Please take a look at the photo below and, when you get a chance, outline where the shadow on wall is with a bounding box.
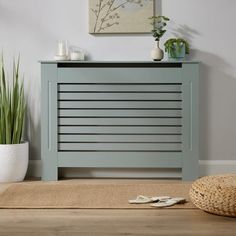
[171,24,200,45]
[26,108,41,161]
[189,50,236,161]
[171,22,236,161]
[24,79,41,162]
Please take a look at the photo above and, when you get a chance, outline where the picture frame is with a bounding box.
[89,0,155,34]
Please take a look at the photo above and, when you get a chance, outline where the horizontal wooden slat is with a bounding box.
[58,143,182,151]
[58,93,182,101]
[58,126,182,134]
[58,68,182,84]
[58,152,182,168]
[58,84,182,92]
[59,118,182,126]
[59,101,182,109]
[58,135,182,143]
[58,110,182,117]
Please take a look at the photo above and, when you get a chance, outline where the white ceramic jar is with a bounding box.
[70,51,85,61]
[0,142,29,182]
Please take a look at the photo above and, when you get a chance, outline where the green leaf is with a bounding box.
[149,15,170,41]
[0,55,26,144]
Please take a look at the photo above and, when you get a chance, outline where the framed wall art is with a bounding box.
[89,0,154,34]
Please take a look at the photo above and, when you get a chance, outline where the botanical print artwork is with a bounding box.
[89,0,154,34]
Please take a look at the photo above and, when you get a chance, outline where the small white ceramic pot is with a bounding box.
[150,41,164,61]
[0,142,29,183]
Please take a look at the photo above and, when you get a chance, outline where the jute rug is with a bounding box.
[0,180,195,209]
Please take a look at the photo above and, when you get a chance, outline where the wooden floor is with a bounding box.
[0,180,235,236]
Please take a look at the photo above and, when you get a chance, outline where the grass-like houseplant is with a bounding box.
[149,15,170,61]
[164,38,190,61]
[0,56,28,182]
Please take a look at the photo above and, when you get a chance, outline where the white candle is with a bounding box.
[57,41,66,56]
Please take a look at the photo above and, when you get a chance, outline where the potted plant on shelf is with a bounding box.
[0,56,28,183]
[164,38,190,61]
[149,15,170,61]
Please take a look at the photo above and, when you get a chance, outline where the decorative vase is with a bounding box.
[0,142,29,183]
[150,41,164,61]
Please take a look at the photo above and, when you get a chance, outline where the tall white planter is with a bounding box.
[0,142,29,183]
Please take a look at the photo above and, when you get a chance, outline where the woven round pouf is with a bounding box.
[189,174,236,217]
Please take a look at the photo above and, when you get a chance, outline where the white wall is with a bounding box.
[0,0,236,161]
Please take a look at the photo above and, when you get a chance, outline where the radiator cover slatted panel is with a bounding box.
[58,83,183,153]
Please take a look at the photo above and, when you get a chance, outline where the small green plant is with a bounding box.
[149,15,170,41]
[0,56,26,144]
[164,38,190,58]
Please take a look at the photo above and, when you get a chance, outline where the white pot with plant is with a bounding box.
[0,57,28,183]
[149,15,170,61]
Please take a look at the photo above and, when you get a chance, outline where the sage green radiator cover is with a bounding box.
[41,61,199,181]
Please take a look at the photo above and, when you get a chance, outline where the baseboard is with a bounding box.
[199,160,236,176]
[27,160,236,179]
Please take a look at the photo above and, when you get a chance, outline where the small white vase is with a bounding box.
[0,142,29,183]
[150,41,164,61]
